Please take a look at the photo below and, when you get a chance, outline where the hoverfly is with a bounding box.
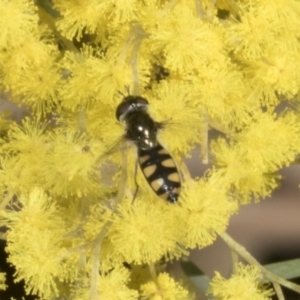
[116,94,181,203]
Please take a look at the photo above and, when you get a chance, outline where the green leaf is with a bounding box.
[180,260,211,294]
[264,258,300,280]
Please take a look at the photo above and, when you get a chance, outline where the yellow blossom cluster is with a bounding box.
[208,263,274,300]
[0,0,299,299]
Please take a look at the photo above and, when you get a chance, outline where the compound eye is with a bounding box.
[116,96,149,120]
[116,101,132,120]
[135,97,149,106]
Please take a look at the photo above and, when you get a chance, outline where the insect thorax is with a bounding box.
[124,110,158,150]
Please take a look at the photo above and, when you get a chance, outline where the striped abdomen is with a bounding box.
[138,143,181,203]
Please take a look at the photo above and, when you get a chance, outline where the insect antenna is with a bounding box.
[125,85,130,95]
[117,90,126,98]
[117,86,131,100]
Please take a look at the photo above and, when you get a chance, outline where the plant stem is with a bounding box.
[149,263,159,286]
[220,232,300,294]
[273,282,285,300]
[129,24,148,96]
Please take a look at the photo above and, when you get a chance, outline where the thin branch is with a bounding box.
[206,0,217,19]
[37,7,79,53]
[89,220,112,300]
[149,263,159,286]
[115,27,135,69]
[273,282,285,300]
[230,249,239,273]
[129,24,149,95]
[195,0,206,19]
[220,232,300,294]
[66,151,128,299]
[208,116,237,139]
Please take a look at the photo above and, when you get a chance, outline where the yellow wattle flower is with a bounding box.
[208,263,274,300]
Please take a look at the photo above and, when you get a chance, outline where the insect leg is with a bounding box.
[132,158,139,204]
